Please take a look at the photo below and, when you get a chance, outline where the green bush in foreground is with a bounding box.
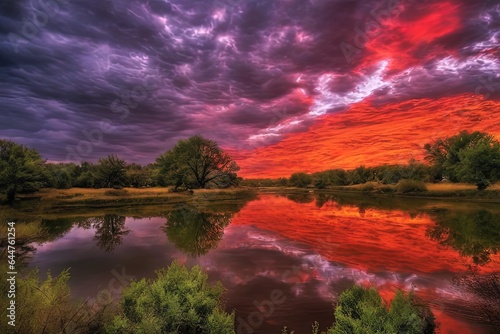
[330,286,435,334]
[1,269,107,334]
[106,261,235,334]
[283,286,435,334]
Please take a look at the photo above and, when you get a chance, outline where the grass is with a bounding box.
[1,187,257,215]
[255,181,500,203]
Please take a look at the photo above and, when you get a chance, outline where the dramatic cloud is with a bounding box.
[0,0,499,174]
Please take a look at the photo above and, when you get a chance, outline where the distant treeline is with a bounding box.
[241,160,432,188]
[243,130,500,191]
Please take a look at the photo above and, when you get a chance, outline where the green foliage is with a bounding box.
[395,180,427,194]
[289,172,313,188]
[126,163,153,188]
[328,286,435,334]
[0,139,45,202]
[0,269,107,334]
[95,154,128,188]
[156,136,239,189]
[106,261,235,334]
[425,131,500,189]
[44,163,77,189]
[455,137,500,190]
[73,162,97,188]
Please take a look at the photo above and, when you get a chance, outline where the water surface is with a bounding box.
[25,193,500,333]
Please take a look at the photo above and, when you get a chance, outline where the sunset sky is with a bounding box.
[1,0,499,178]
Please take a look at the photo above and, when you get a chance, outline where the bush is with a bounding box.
[328,286,435,334]
[360,183,375,192]
[289,172,313,188]
[106,261,235,334]
[396,180,427,194]
[1,269,107,334]
[104,189,129,196]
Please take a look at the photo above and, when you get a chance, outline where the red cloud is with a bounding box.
[234,94,500,178]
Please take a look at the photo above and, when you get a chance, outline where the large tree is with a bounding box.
[424,131,500,189]
[156,136,239,189]
[0,139,45,203]
[95,154,127,188]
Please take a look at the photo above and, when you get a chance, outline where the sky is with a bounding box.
[1,0,499,178]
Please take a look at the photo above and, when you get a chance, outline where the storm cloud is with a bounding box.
[0,0,499,164]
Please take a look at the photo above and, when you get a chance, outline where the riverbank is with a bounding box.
[1,187,257,216]
[3,182,500,214]
[257,182,500,203]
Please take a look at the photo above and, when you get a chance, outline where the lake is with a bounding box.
[23,192,500,333]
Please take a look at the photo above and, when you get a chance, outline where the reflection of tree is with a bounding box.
[163,207,233,257]
[426,210,500,266]
[76,215,129,252]
[285,193,315,204]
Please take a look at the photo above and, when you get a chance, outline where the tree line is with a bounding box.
[243,131,500,191]
[1,131,500,203]
[0,135,240,203]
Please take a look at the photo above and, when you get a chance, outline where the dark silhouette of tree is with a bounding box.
[0,139,45,203]
[163,206,233,256]
[156,136,239,189]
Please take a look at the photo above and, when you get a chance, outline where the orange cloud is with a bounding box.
[234,94,500,178]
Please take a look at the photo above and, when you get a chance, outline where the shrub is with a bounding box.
[104,189,129,196]
[396,180,427,194]
[106,261,235,334]
[289,172,313,188]
[328,286,435,334]
[2,269,107,334]
[360,183,375,192]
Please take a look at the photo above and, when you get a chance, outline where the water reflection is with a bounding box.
[163,206,233,257]
[13,193,500,333]
[427,210,500,267]
[42,215,130,252]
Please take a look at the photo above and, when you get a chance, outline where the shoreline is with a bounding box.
[1,183,500,214]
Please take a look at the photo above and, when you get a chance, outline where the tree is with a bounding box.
[455,137,500,190]
[424,131,500,188]
[156,136,239,189]
[289,172,312,188]
[0,139,45,203]
[94,154,127,188]
[125,163,154,188]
